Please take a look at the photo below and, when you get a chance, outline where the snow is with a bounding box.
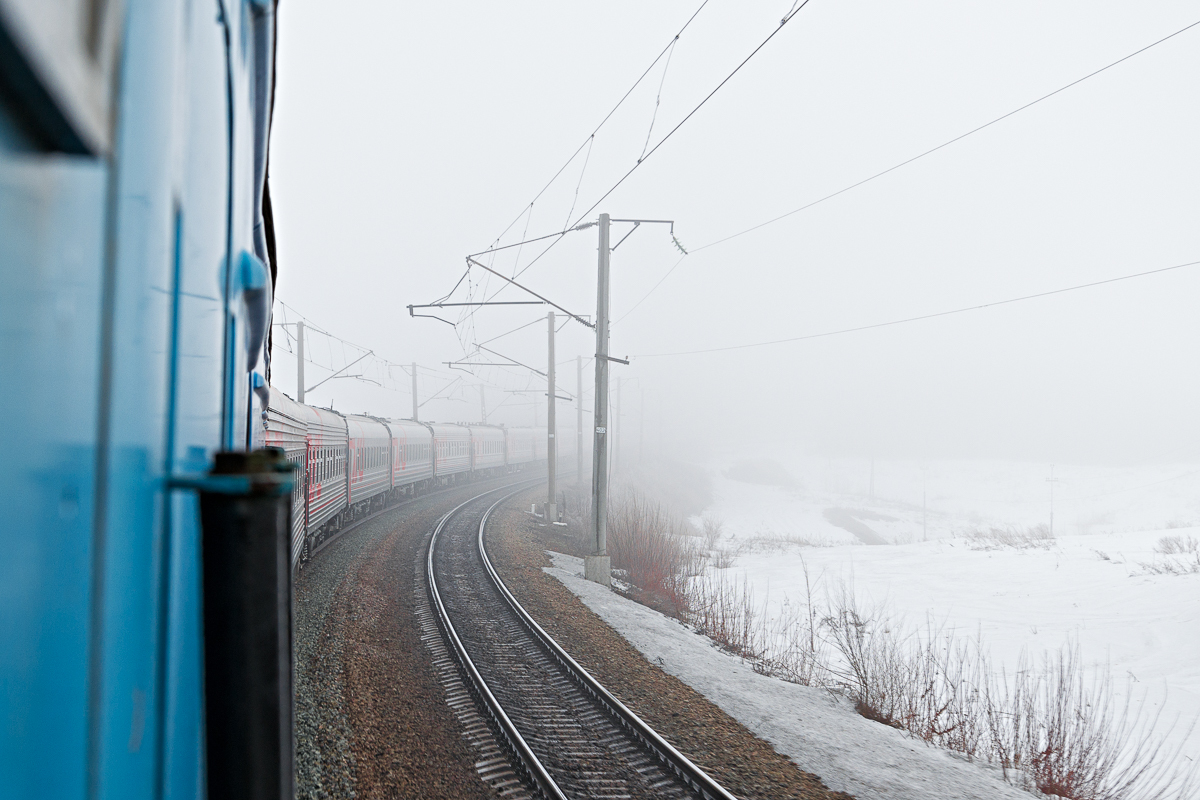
[544,551,1031,800]
[696,458,1200,787]
[539,457,1200,797]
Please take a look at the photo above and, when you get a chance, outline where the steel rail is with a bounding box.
[426,483,567,800]
[475,496,739,800]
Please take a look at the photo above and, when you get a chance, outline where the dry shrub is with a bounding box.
[700,515,724,550]
[605,489,703,617]
[711,547,737,569]
[1156,535,1198,556]
[1138,535,1200,576]
[685,558,828,687]
[820,590,1197,800]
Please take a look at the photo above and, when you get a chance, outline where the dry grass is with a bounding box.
[817,588,1197,800]
[1136,535,1200,575]
[963,524,1056,551]
[1156,535,1198,556]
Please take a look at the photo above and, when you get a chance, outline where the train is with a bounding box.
[1,2,563,797]
[2,1,284,797]
[264,388,549,567]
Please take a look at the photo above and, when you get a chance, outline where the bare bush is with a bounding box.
[605,489,703,617]
[1137,556,1200,576]
[700,515,725,550]
[985,648,1197,800]
[685,558,828,687]
[1156,535,1198,555]
[1137,535,1200,576]
[818,592,1198,800]
[711,547,737,569]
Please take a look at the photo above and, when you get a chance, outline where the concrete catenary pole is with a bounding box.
[576,355,583,487]
[296,320,306,404]
[411,362,418,421]
[479,384,487,424]
[546,312,557,523]
[586,213,612,586]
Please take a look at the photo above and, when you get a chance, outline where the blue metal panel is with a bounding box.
[159,2,233,796]
[0,154,107,800]
[2,0,273,795]
[90,1,180,793]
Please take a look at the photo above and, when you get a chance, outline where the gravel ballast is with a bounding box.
[295,482,516,800]
[486,487,855,800]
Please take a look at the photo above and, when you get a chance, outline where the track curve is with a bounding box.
[428,486,739,800]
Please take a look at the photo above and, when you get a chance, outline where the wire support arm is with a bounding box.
[305,349,374,394]
[466,257,595,330]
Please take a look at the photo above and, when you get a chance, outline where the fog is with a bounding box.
[269,1,1200,465]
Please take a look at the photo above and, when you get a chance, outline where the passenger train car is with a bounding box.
[1,1,281,797]
[264,388,549,566]
[0,2,559,796]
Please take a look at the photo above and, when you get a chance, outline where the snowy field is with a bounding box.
[692,457,1200,789]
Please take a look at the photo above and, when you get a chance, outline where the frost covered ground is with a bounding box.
[546,551,1031,800]
[693,457,1200,789]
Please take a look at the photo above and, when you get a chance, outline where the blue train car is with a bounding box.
[0,1,279,798]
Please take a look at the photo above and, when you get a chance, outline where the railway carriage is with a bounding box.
[345,414,393,516]
[469,425,508,477]
[1,0,283,794]
[430,423,473,483]
[265,388,310,567]
[506,426,536,468]
[387,418,436,491]
[301,405,349,552]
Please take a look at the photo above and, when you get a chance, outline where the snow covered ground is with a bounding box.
[545,551,1031,800]
[692,457,1200,789]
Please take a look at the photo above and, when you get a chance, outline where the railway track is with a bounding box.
[426,485,738,800]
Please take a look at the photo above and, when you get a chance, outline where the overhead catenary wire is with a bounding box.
[273,299,531,405]
[564,0,817,236]
[692,17,1200,255]
[452,0,817,323]
[630,258,1200,358]
[611,16,1200,326]
[478,0,713,256]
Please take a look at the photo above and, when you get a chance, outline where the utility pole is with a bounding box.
[411,362,418,421]
[546,312,557,523]
[584,213,672,585]
[296,320,306,404]
[479,384,487,424]
[587,213,612,586]
[1047,465,1060,536]
[576,355,583,487]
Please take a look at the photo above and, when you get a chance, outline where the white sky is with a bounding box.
[269,1,1200,463]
